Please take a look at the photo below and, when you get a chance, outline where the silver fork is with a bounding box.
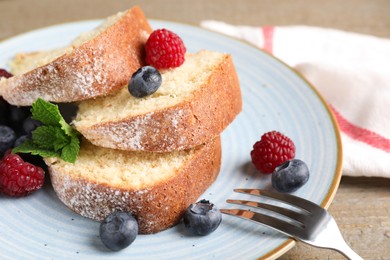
[221,189,363,260]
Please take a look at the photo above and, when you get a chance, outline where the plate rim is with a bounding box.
[0,19,343,260]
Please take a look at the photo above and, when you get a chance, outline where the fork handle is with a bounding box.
[332,240,364,260]
[316,217,364,260]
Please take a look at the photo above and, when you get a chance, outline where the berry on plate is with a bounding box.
[0,126,16,157]
[100,211,138,251]
[0,68,13,79]
[272,159,310,193]
[0,97,10,125]
[250,131,296,174]
[128,66,162,98]
[8,106,31,134]
[183,199,222,236]
[22,117,43,135]
[145,28,186,69]
[0,153,45,197]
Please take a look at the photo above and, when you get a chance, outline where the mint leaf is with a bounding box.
[31,126,67,150]
[13,139,60,158]
[61,136,80,163]
[59,117,77,138]
[13,98,80,163]
[31,98,62,127]
[53,131,71,152]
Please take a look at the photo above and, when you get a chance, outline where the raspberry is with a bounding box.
[0,153,45,197]
[145,29,186,69]
[0,68,13,79]
[250,131,296,174]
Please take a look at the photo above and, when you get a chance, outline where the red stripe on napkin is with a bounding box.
[262,26,274,54]
[331,106,390,153]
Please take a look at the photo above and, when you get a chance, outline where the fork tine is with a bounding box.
[234,189,321,212]
[221,208,303,238]
[226,199,307,223]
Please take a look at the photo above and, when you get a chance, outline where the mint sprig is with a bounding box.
[13,98,80,163]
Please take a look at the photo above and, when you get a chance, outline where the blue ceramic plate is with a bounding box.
[0,20,342,259]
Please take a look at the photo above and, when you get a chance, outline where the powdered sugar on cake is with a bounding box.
[0,7,152,106]
[46,137,222,234]
[1,45,122,106]
[51,171,160,233]
[82,108,192,151]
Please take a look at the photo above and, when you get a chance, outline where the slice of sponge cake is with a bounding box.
[45,137,221,234]
[0,6,152,106]
[73,50,242,152]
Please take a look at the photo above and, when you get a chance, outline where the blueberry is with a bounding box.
[22,117,43,135]
[128,66,162,98]
[272,159,310,193]
[0,97,10,125]
[0,125,16,156]
[183,199,222,236]
[8,106,30,134]
[100,211,138,251]
[14,134,30,147]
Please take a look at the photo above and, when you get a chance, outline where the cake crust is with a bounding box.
[0,6,152,106]
[46,138,221,234]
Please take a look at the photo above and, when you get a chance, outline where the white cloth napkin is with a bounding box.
[201,21,390,178]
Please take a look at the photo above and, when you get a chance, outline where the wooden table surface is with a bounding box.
[1,0,389,259]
